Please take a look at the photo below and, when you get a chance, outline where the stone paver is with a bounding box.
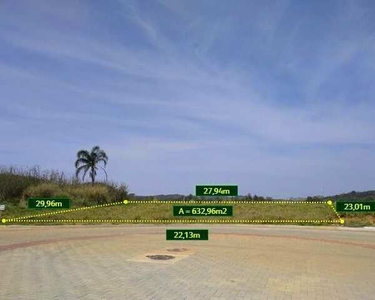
[0,225,374,300]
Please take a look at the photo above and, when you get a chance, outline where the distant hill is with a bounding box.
[323,190,375,202]
[132,194,265,200]
[133,191,375,202]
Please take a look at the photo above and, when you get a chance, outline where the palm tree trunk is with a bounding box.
[91,167,95,185]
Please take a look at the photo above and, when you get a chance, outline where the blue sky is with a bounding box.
[1,0,375,197]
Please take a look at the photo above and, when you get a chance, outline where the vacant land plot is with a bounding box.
[2,201,341,225]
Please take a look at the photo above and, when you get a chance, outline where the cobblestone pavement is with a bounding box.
[1,225,375,300]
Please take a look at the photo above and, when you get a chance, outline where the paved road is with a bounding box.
[1,225,375,300]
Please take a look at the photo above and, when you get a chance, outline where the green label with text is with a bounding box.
[336,201,375,212]
[166,229,208,240]
[173,206,233,216]
[28,198,70,209]
[195,185,238,196]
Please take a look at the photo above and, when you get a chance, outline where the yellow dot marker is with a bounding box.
[340,219,345,224]
[123,200,129,204]
[1,218,6,224]
[327,200,333,206]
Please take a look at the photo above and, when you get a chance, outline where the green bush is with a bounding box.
[65,184,110,205]
[20,183,112,206]
[0,173,42,203]
[22,183,67,198]
[21,183,68,207]
[0,166,77,203]
[85,186,110,205]
[106,182,128,203]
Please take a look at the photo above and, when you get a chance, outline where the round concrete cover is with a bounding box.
[146,255,175,260]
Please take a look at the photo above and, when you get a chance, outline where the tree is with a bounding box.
[75,146,108,185]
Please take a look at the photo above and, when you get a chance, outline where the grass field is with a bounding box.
[2,200,374,226]
[0,200,350,225]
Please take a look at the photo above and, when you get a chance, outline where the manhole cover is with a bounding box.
[167,248,188,252]
[146,255,175,260]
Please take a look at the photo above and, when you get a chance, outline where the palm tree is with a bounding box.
[75,146,108,185]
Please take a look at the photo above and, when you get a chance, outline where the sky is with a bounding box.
[1,0,375,198]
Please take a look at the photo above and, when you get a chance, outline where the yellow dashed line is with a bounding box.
[2,199,340,225]
[7,219,340,224]
[8,201,125,221]
[126,200,327,204]
[327,200,345,224]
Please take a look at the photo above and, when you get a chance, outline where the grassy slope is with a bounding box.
[2,201,346,225]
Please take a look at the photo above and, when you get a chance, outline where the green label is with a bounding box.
[336,201,375,212]
[195,185,238,196]
[166,229,208,240]
[28,198,70,209]
[173,206,233,216]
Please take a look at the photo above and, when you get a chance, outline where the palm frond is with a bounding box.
[92,149,108,166]
[91,146,100,155]
[76,150,90,159]
[99,166,108,181]
[82,167,90,181]
[97,150,108,158]
[96,150,108,165]
[74,157,91,168]
[75,165,89,179]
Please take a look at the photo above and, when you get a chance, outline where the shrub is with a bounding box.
[102,182,129,203]
[0,165,77,203]
[85,186,110,205]
[21,183,112,206]
[22,183,66,199]
[66,184,110,205]
[0,173,43,203]
[21,183,68,207]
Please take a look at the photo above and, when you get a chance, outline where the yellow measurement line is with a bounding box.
[6,201,125,222]
[126,200,327,204]
[327,200,345,224]
[2,200,343,224]
[3,219,341,224]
